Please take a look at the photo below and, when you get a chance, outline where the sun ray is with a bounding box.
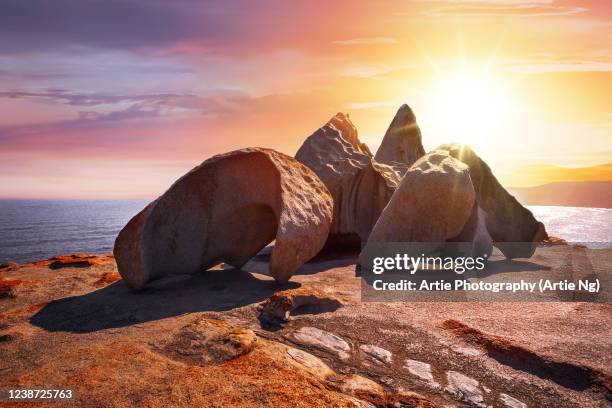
[409,38,443,80]
[483,24,509,75]
[454,17,467,73]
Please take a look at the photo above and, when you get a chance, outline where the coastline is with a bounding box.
[1,245,610,407]
[2,202,611,265]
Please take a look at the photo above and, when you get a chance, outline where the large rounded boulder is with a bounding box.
[114,148,333,289]
[367,150,476,243]
[435,143,547,258]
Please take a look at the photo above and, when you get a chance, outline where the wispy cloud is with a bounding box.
[0,89,256,139]
[0,89,253,112]
[345,99,403,110]
[423,4,587,17]
[332,37,398,46]
[503,61,612,73]
[340,66,395,78]
[426,0,554,4]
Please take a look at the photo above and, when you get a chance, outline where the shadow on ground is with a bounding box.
[248,246,360,276]
[31,268,298,334]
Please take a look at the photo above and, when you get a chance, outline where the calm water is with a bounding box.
[0,200,609,264]
[527,205,612,247]
[0,199,148,264]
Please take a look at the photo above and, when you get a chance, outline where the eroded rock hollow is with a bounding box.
[114,148,333,289]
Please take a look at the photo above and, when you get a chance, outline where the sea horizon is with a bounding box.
[1,199,610,265]
[1,195,610,208]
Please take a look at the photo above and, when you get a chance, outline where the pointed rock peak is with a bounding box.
[393,104,417,123]
[295,113,400,247]
[374,104,425,175]
[327,112,372,157]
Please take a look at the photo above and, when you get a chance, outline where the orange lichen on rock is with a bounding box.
[6,321,375,408]
[389,390,438,407]
[30,253,114,269]
[25,302,48,313]
[0,261,20,271]
[0,277,38,298]
[3,302,48,318]
[161,317,258,366]
[259,288,342,325]
[540,235,568,246]
[327,373,387,406]
[94,271,121,287]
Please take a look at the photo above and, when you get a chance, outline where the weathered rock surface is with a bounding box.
[389,389,437,408]
[0,277,37,299]
[162,317,257,365]
[2,249,610,407]
[259,288,342,325]
[374,104,426,176]
[445,371,485,407]
[367,150,475,243]
[436,143,547,258]
[328,112,372,156]
[450,345,484,358]
[292,326,351,359]
[541,235,568,246]
[285,346,336,380]
[0,261,20,271]
[328,374,387,406]
[30,253,114,269]
[114,148,333,288]
[404,359,434,382]
[442,318,612,397]
[360,344,392,365]
[93,271,121,287]
[296,113,399,246]
[499,393,527,408]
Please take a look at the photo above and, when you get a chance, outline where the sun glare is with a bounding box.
[425,72,508,147]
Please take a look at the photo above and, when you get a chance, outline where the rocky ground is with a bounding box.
[0,247,610,407]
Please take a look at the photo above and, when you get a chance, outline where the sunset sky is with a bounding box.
[1,0,611,198]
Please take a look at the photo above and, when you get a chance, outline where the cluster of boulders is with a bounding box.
[114,104,547,289]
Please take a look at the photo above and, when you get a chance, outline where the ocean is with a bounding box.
[0,200,610,264]
[0,199,148,264]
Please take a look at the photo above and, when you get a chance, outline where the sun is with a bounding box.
[425,72,508,147]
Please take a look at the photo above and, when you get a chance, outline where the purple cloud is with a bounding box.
[0,89,256,142]
[0,0,225,53]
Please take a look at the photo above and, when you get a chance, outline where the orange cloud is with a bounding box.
[502,163,612,187]
[422,4,587,17]
[332,37,398,45]
[1,0,611,198]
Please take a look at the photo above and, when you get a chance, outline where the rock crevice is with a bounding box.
[296,113,399,246]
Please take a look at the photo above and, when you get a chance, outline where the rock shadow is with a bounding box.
[30,268,298,334]
[247,245,359,276]
[443,319,611,395]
